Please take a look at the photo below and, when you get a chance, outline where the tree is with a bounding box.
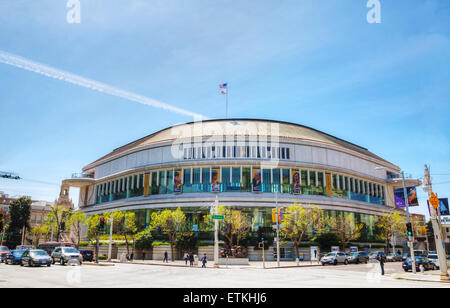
[85,214,103,242]
[67,211,87,248]
[30,224,49,248]
[316,232,341,252]
[150,207,189,261]
[331,213,364,251]
[114,211,138,255]
[135,229,153,251]
[5,197,32,248]
[280,203,330,258]
[46,205,72,242]
[376,212,406,253]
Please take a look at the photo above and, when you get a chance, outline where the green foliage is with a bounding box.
[45,205,73,242]
[316,232,341,252]
[175,232,197,251]
[5,197,32,249]
[135,229,153,250]
[98,254,107,260]
[152,241,170,247]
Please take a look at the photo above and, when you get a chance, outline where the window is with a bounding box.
[310,171,316,186]
[301,170,307,186]
[273,169,280,184]
[282,169,289,184]
[232,168,240,184]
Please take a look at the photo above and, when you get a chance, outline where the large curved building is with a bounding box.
[64,119,419,242]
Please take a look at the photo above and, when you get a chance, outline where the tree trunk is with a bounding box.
[124,233,130,255]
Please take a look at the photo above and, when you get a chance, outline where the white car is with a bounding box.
[51,247,82,265]
[321,252,348,266]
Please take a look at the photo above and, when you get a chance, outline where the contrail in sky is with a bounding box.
[0,50,207,120]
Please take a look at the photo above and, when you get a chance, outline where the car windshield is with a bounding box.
[349,253,358,256]
[63,248,78,253]
[0,247,8,251]
[30,250,48,257]
[428,255,438,259]
[12,250,26,256]
[326,253,336,257]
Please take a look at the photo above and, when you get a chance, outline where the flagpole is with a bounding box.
[226,82,228,118]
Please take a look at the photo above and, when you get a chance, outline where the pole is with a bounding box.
[262,240,265,269]
[424,165,449,280]
[107,212,114,262]
[21,225,25,246]
[275,191,280,268]
[96,231,100,264]
[402,171,416,274]
[226,82,228,118]
[213,196,219,268]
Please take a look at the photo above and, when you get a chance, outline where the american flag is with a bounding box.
[219,83,227,89]
[220,90,227,95]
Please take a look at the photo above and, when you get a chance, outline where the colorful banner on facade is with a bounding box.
[143,173,150,195]
[427,198,449,216]
[325,173,332,197]
[292,169,301,194]
[174,169,182,193]
[394,187,419,208]
[252,168,262,192]
[211,168,220,192]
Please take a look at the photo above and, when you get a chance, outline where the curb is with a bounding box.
[82,262,115,267]
[394,276,450,284]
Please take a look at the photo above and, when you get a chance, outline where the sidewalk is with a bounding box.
[107,259,322,269]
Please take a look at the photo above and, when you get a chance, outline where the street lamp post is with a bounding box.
[275,191,280,268]
[213,196,219,268]
[401,171,416,274]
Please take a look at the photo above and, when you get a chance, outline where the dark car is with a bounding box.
[402,257,434,272]
[347,251,369,264]
[20,249,51,267]
[0,246,10,263]
[79,250,94,262]
[5,249,27,265]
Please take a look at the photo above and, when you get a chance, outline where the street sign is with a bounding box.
[212,215,224,220]
[272,224,284,230]
[0,235,6,238]
[430,193,440,210]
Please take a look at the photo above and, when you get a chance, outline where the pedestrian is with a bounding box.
[377,253,385,276]
[189,252,194,267]
[201,253,207,268]
[184,251,189,265]
[163,251,169,263]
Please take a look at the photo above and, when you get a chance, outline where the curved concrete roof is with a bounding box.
[85,118,396,169]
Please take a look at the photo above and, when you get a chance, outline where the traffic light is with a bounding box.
[99,217,105,230]
[406,222,413,237]
[257,226,264,241]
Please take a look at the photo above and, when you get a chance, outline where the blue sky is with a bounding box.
[0,0,449,218]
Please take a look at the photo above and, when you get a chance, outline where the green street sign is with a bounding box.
[212,215,224,220]
[0,235,6,238]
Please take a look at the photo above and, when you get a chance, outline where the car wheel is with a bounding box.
[60,258,65,266]
[47,263,51,267]
[52,258,55,264]
[333,260,337,266]
[344,259,348,265]
[29,260,33,267]
[404,269,409,272]
[20,261,24,267]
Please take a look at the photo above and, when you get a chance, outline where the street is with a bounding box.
[1,261,448,288]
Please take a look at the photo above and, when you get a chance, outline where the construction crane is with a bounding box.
[0,171,21,180]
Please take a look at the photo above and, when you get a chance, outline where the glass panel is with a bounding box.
[310,171,316,186]
[193,168,201,184]
[183,169,191,185]
[202,168,210,184]
[301,170,307,186]
[282,169,289,184]
[272,169,280,184]
[232,167,240,184]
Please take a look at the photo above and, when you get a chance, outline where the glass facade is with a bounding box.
[95,166,386,206]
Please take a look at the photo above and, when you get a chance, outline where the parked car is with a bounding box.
[347,251,369,264]
[414,250,429,258]
[428,254,439,269]
[386,253,402,262]
[402,257,434,272]
[402,253,409,261]
[79,250,94,262]
[5,249,27,265]
[321,252,348,265]
[20,249,51,267]
[0,246,9,263]
[51,247,82,265]
[369,251,386,261]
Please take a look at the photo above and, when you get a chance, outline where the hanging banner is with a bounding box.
[143,173,150,195]
[325,173,332,197]
[427,198,449,216]
[174,169,182,193]
[252,168,262,192]
[310,246,318,261]
[394,187,419,208]
[211,168,221,192]
[292,169,301,194]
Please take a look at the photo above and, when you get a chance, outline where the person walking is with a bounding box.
[201,253,207,268]
[184,251,189,265]
[189,252,194,267]
[163,251,169,263]
[377,253,385,276]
